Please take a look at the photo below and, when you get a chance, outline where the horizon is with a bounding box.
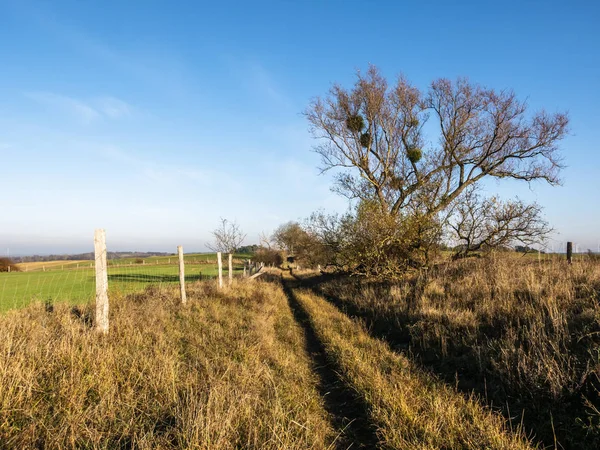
[2,0,599,255]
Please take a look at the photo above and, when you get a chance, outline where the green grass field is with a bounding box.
[0,253,250,312]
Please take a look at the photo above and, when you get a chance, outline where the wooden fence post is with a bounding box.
[94,229,109,334]
[217,252,223,289]
[178,246,187,304]
[567,242,573,264]
[228,253,233,286]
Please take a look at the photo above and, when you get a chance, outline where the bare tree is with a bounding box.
[258,231,273,250]
[0,257,20,272]
[306,65,569,219]
[449,188,551,259]
[305,66,567,273]
[207,218,246,254]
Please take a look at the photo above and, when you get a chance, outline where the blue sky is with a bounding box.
[1,0,599,255]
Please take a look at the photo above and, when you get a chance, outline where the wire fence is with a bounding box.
[0,252,253,313]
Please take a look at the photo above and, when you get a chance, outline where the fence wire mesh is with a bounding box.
[0,253,252,313]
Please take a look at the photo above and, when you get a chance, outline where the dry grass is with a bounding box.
[304,254,600,448]
[287,273,535,449]
[16,260,90,271]
[0,280,335,449]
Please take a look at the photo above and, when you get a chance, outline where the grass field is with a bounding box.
[0,275,537,449]
[2,255,597,448]
[16,260,90,271]
[1,254,249,312]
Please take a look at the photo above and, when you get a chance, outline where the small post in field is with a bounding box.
[94,229,109,334]
[178,246,187,304]
[567,241,573,264]
[228,253,233,286]
[243,264,247,278]
[217,252,223,289]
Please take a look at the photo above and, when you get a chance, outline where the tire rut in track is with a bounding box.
[280,276,381,450]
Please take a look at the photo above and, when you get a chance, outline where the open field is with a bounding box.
[0,274,539,449]
[16,260,90,271]
[14,253,249,272]
[0,254,249,312]
[2,255,598,448]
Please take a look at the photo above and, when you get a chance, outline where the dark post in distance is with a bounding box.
[567,242,573,264]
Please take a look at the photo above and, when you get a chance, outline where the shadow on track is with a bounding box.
[280,275,382,449]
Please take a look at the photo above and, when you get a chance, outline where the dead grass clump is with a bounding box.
[0,280,335,449]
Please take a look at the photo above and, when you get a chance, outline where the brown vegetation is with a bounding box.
[285,274,535,449]
[0,281,335,449]
[0,257,20,272]
[298,255,600,448]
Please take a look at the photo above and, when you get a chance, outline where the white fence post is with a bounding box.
[94,229,109,334]
[217,252,223,289]
[178,246,187,304]
[228,253,233,286]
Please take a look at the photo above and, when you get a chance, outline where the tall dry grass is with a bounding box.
[287,276,535,449]
[305,255,600,449]
[0,280,335,449]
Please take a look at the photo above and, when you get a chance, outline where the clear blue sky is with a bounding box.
[1,0,599,255]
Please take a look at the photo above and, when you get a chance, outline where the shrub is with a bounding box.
[0,257,20,272]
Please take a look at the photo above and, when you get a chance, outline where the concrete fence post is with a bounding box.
[228,253,233,286]
[94,229,109,334]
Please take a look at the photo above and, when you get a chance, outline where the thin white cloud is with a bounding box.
[98,145,240,189]
[248,62,290,106]
[25,92,134,123]
[25,92,101,123]
[223,56,293,109]
[95,97,132,119]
